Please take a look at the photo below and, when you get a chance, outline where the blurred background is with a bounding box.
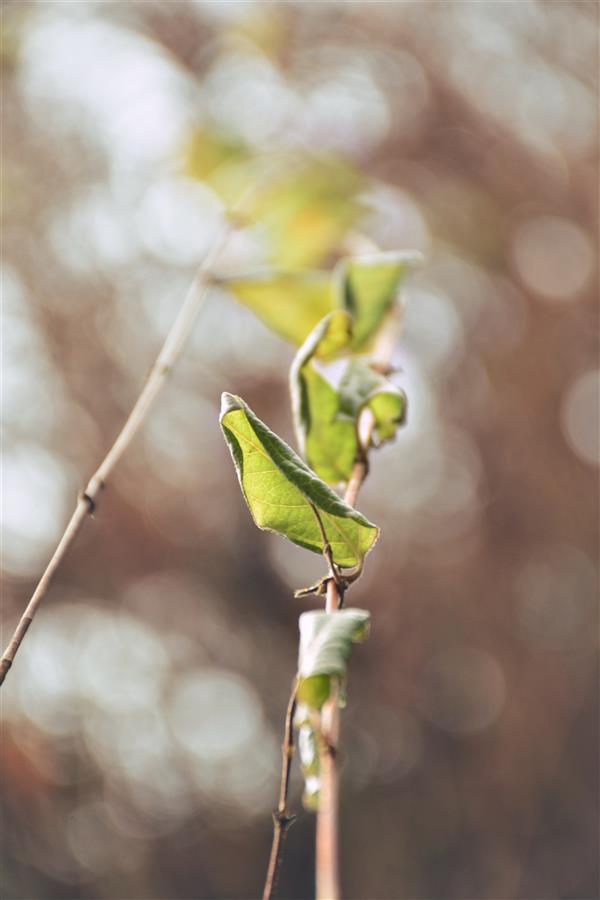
[1,1,598,899]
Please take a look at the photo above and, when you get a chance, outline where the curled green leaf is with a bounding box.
[290,311,356,484]
[338,359,407,444]
[296,608,371,709]
[219,393,379,568]
[291,315,407,484]
[334,250,423,351]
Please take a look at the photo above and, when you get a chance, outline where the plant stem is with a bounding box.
[263,681,298,900]
[264,281,401,900]
[315,448,371,900]
[0,219,234,686]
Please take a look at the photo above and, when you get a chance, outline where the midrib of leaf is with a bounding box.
[319,508,361,560]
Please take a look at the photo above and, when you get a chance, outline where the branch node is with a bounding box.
[80,491,97,514]
[273,809,296,831]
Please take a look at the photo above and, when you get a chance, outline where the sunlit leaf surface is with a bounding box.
[219,393,379,568]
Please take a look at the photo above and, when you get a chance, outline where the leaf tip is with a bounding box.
[219,392,242,422]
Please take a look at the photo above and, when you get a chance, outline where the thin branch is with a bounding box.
[0,218,235,686]
[316,450,371,900]
[263,680,298,900]
[315,308,398,899]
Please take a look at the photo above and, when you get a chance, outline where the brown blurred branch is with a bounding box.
[263,680,298,900]
[0,221,234,686]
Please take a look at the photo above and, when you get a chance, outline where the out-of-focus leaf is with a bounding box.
[338,359,407,444]
[184,128,252,181]
[181,127,260,206]
[334,250,423,350]
[291,315,407,484]
[290,311,356,484]
[222,270,333,346]
[185,138,364,265]
[222,250,421,351]
[251,158,365,268]
[219,394,379,568]
[296,608,370,709]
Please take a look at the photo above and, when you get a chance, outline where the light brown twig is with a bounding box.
[315,444,372,900]
[0,219,234,686]
[315,307,400,899]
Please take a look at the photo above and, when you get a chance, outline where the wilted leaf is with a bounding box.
[219,393,379,568]
[222,270,333,346]
[296,608,371,708]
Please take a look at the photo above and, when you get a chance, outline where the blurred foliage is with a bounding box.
[184,134,364,268]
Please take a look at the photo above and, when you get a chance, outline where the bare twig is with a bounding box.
[0,218,235,686]
[263,680,298,900]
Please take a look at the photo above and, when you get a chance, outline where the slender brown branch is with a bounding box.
[315,309,397,898]
[263,680,298,900]
[315,452,371,900]
[0,219,235,686]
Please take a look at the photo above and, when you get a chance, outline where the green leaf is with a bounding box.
[296,608,371,709]
[181,126,260,207]
[291,316,407,484]
[293,609,370,812]
[222,250,422,351]
[334,250,423,350]
[219,394,379,568]
[222,270,333,346]
[290,311,356,484]
[338,359,407,444]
